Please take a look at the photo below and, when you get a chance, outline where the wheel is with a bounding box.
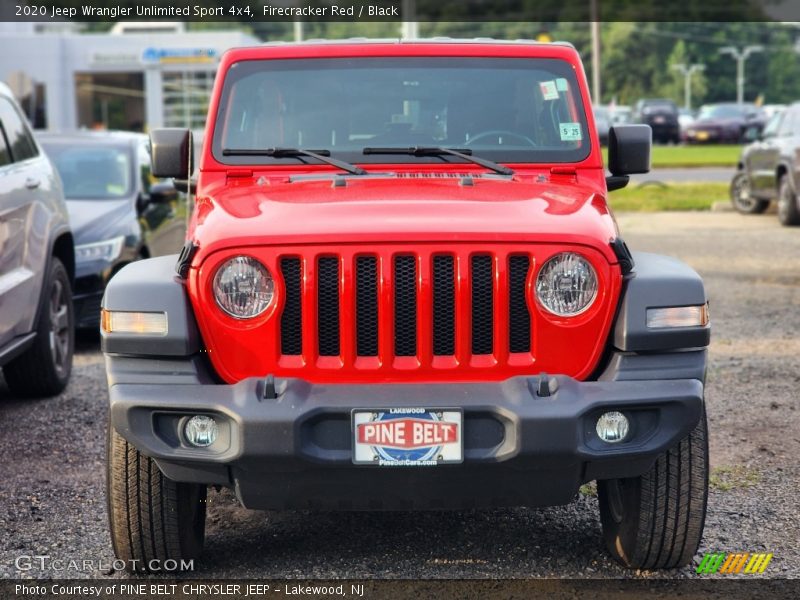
[597,410,708,569]
[777,174,800,226]
[730,172,768,214]
[107,425,206,572]
[3,257,74,397]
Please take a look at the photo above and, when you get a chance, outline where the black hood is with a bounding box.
[66,198,137,247]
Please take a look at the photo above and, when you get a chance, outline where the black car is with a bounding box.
[633,98,681,144]
[37,131,188,328]
[729,103,800,225]
[685,103,766,144]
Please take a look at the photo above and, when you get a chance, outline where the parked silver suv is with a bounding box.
[0,83,74,397]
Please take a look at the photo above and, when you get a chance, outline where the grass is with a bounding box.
[709,465,761,492]
[602,144,741,168]
[608,182,728,212]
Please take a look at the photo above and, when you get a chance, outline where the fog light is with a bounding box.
[596,411,629,443]
[184,415,218,447]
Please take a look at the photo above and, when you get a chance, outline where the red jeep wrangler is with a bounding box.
[101,40,711,571]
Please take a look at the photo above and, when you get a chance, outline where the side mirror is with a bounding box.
[150,128,193,179]
[148,181,179,204]
[606,125,651,192]
[744,126,761,142]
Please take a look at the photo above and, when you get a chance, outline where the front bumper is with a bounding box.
[108,354,705,510]
[73,274,105,329]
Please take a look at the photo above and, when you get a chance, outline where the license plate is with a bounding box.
[697,131,710,140]
[352,408,463,466]
[654,116,666,124]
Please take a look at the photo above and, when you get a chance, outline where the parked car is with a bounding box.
[593,105,611,145]
[729,103,800,225]
[685,103,766,144]
[101,40,710,573]
[633,98,681,143]
[37,131,187,328]
[762,103,786,121]
[0,83,75,397]
[678,107,696,141]
[609,105,632,126]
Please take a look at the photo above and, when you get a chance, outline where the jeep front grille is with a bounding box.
[278,248,533,370]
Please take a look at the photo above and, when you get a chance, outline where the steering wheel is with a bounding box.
[465,130,537,147]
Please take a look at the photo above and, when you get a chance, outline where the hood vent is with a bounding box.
[395,172,484,179]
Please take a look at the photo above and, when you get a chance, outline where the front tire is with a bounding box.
[777,174,800,226]
[3,257,74,397]
[730,172,768,214]
[107,426,206,572]
[597,411,708,569]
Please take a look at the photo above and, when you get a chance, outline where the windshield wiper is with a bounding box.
[222,147,367,176]
[362,146,514,176]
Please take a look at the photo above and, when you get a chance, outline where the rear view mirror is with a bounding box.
[150,128,193,179]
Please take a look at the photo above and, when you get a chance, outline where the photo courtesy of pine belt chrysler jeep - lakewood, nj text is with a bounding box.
[100,40,712,572]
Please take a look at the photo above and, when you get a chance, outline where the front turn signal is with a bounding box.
[646,303,709,329]
[101,310,168,335]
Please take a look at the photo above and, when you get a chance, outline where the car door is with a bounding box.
[747,110,790,198]
[137,141,187,257]
[0,97,49,347]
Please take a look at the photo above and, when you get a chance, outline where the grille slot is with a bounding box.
[394,255,417,357]
[280,257,302,355]
[471,255,494,355]
[355,256,379,356]
[432,255,455,355]
[317,257,340,356]
[508,255,531,353]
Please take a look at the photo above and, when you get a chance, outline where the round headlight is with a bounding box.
[213,256,275,319]
[535,252,598,317]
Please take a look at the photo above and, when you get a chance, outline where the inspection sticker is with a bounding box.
[540,80,559,100]
[559,122,582,141]
[556,77,569,91]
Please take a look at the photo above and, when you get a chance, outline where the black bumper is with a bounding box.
[108,353,705,510]
[74,274,105,329]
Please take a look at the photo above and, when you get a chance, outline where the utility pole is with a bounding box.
[590,0,600,104]
[719,45,764,104]
[401,0,419,39]
[671,63,705,109]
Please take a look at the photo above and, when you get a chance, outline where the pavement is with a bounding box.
[0,211,798,581]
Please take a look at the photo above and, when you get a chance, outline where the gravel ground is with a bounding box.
[1,211,798,581]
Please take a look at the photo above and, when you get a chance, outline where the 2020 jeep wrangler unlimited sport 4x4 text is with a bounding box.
[101,40,710,572]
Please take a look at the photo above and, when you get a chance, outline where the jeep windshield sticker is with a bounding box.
[556,77,569,92]
[540,80,559,101]
[559,123,582,141]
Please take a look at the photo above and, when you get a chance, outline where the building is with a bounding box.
[0,22,259,134]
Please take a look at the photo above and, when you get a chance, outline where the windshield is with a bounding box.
[41,142,133,200]
[698,104,745,120]
[213,57,591,165]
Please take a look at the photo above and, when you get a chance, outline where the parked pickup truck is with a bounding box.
[101,40,711,572]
